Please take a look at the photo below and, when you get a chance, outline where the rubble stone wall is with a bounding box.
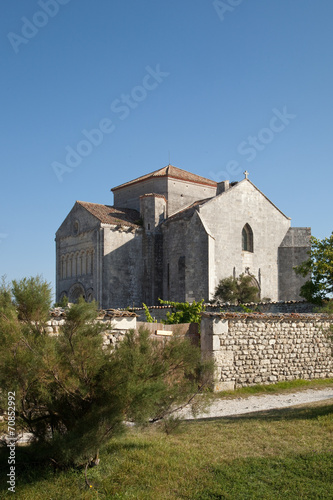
[201,312,333,391]
[45,313,198,348]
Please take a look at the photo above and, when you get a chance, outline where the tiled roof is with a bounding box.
[111,165,217,191]
[77,201,141,228]
[104,309,137,318]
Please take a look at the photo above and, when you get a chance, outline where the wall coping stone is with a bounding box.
[201,312,333,322]
[118,300,312,311]
[49,307,138,320]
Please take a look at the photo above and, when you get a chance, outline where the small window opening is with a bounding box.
[73,220,79,236]
[242,224,253,252]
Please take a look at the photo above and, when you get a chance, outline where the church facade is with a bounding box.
[55,165,310,308]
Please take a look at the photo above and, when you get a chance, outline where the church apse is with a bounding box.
[56,166,311,308]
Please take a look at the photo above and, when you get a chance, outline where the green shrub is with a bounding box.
[158,298,205,325]
[0,278,212,470]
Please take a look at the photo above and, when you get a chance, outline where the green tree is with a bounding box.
[214,274,259,304]
[294,233,333,305]
[0,276,13,313]
[0,277,212,470]
[54,294,69,308]
[12,275,52,324]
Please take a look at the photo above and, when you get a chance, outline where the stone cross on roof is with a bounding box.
[244,170,249,179]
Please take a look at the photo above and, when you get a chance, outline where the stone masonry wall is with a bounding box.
[201,312,333,391]
[45,315,137,348]
[47,308,332,393]
[46,311,197,348]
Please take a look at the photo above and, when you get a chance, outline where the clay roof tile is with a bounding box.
[111,165,217,191]
[77,201,141,228]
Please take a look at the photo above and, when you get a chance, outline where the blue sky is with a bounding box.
[1,0,332,298]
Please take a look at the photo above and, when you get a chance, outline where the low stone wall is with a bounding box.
[45,311,198,348]
[46,309,138,348]
[137,322,199,345]
[201,312,333,391]
[46,307,332,392]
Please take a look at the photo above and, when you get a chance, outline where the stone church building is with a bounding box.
[55,165,310,308]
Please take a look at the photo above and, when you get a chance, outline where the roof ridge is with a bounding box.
[78,200,112,208]
[111,165,217,191]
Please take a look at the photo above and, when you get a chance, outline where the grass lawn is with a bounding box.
[213,377,333,399]
[1,382,332,499]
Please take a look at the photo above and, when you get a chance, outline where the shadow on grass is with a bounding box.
[104,439,152,454]
[0,446,53,495]
[0,439,152,495]
[184,401,333,425]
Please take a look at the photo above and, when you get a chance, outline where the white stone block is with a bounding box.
[212,335,221,351]
[214,381,235,392]
[213,319,228,335]
[155,330,173,336]
[112,317,136,330]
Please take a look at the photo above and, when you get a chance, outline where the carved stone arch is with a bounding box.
[74,251,80,277]
[69,252,75,278]
[66,253,71,278]
[59,290,68,301]
[86,249,94,275]
[242,223,254,252]
[85,288,94,303]
[246,273,260,301]
[60,255,66,279]
[80,250,87,275]
[78,250,85,276]
[68,282,86,303]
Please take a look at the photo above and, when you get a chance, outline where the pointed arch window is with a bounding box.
[242,224,253,252]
